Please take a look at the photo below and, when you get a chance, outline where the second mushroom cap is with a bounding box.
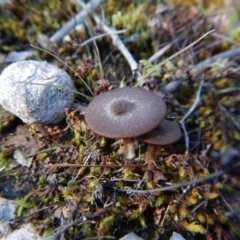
[138,119,182,145]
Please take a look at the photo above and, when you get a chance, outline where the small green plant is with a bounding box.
[15,198,35,217]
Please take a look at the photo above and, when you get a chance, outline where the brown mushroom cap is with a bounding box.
[138,119,182,145]
[85,87,167,139]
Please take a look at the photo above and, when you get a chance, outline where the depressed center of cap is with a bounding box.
[111,99,135,116]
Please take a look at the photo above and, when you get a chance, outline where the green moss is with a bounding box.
[43,229,54,237]
[67,180,77,188]
[43,217,51,225]
[15,198,35,217]
[37,176,45,186]
[98,215,115,235]
[36,153,48,162]
[155,196,167,207]
[0,148,14,160]
[80,223,96,237]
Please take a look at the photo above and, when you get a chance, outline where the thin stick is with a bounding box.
[218,103,240,132]
[115,170,224,194]
[194,47,240,75]
[72,29,127,58]
[76,0,138,72]
[92,15,138,72]
[134,30,215,87]
[179,80,204,153]
[26,145,72,158]
[148,44,172,63]
[218,86,240,95]
[30,44,94,97]
[53,205,115,238]
[53,219,95,238]
[75,29,126,48]
[50,0,104,42]
[44,163,147,169]
[212,32,240,47]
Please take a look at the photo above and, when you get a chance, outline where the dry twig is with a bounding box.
[179,80,204,153]
[75,0,138,72]
[116,170,224,194]
[44,163,147,169]
[50,0,104,42]
[194,47,240,75]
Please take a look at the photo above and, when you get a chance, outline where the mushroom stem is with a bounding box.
[144,144,158,172]
[144,144,157,164]
[123,138,136,160]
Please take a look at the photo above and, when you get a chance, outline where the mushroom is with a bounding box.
[85,87,167,159]
[138,119,182,164]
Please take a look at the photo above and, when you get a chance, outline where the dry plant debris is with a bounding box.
[0,0,240,239]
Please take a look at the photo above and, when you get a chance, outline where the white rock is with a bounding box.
[119,232,143,240]
[4,50,33,63]
[0,197,17,239]
[0,60,75,124]
[0,197,16,220]
[169,231,186,240]
[13,149,32,167]
[5,223,46,240]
